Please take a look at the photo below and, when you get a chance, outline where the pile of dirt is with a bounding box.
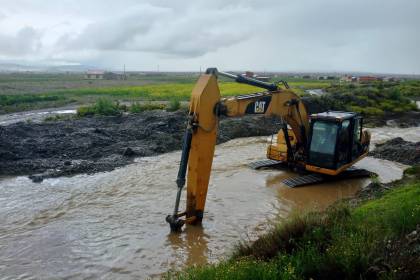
[0,110,280,181]
[369,137,420,165]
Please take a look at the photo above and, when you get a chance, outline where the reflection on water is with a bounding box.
[267,173,365,212]
[0,107,77,125]
[0,126,414,279]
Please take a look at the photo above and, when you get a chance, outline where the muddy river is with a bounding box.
[0,126,418,279]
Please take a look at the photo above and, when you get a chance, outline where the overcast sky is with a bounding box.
[0,0,419,73]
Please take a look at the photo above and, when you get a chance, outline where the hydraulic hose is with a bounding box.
[166,126,193,231]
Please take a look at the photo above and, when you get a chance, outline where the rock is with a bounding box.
[29,174,44,183]
[122,147,135,157]
[406,229,419,244]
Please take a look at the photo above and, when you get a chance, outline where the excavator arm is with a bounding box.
[166,68,309,231]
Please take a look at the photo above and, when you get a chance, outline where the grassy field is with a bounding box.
[168,166,420,279]
[0,72,332,114]
[1,72,419,116]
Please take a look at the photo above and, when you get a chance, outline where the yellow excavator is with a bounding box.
[166,68,370,231]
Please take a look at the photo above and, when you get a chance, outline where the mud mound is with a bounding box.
[369,137,420,165]
[0,110,280,181]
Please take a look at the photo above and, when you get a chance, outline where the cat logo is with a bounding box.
[254,101,266,113]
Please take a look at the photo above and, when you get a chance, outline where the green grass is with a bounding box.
[0,82,262,113]
[1,76,419,116]
[77,98,121,117]
[353,182,420,236]
[0,94,65,106]
[168,181,420,279]
[128,102,166,113]
[166,99,181,112]
[306,82,418,116]
[0,94,70,113]
[40,82,263,100]
[76,98,183,117]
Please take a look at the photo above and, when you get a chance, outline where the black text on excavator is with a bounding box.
[166,68,370,231]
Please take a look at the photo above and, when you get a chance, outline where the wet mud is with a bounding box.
[369,137,419,165]
[0,110,280,182]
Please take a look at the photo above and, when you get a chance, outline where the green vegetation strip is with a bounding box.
[76,98,182,117]
[1,80,419,116]
[167,178,420,279]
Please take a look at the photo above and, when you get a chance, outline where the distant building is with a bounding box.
[383,77,399,82]
[103,72,127,80]
[358,76,378,83]
[241,71,270,82]
[85,70,105,79]
[341,75,357,82]
[85,70,127,80]
[244,71,254,78]
[318,75,336,80]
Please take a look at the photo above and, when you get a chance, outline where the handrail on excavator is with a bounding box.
[206,68,289,91]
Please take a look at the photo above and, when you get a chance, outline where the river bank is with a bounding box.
[0,110,280,182]
[161,123,420,279]
[1,108,419,183]
[169,167,420,280]
[0,118,417,279]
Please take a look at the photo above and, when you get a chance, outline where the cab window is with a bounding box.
[308,121,338,169]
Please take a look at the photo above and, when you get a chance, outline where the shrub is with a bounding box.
[404,165,420,176]
[129,102,143,113]
[128,102,165,113]
[166,99,181,112]
[363,107,384,116]
[0,94,64,106]
[77,98,121,117]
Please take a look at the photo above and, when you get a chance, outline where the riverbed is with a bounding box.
[0,125,417,279]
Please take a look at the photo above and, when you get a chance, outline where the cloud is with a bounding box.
[0,27,42,56]
[0,0,419,73]
[57,2,263,58]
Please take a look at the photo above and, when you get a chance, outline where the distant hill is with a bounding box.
[0,63,94,73]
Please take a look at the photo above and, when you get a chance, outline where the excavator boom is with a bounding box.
[166,69,308,230]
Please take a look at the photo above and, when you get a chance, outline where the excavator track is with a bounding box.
[282,174,325,187]
[249,160,373,188]
[248,159,284,169]
[283,168,373,188]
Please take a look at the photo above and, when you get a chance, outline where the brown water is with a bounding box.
[0,126,417,279]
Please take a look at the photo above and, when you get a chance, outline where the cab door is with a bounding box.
[337,120,351,167]
[351,117,363,160]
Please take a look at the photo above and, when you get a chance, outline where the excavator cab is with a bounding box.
[306,111,369,174]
